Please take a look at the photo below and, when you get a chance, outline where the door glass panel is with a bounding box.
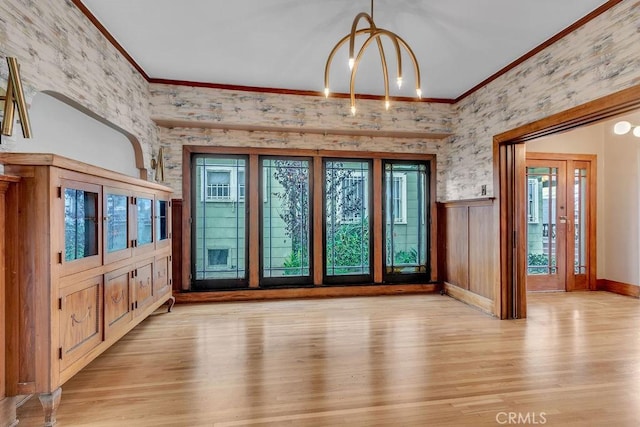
[64,188,99,261]
[106,193,128,253]
[262,159,311,279]
[574,168,587,274]
[137,197,153,246]
[193,156,247,283]
[526,167,557,275]
[384,162,429,275]
[325,161,370,277]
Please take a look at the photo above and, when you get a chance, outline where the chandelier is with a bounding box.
[323,0,422,115]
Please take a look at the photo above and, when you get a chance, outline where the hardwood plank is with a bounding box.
[15,292,640,427]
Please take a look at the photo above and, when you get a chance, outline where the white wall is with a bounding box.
[527,118,640,286]
[602,123,640,285]
[12,93,139,177]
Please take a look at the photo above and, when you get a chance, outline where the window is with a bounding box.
[383,162,429,281]
[202,166,245,202]
[325,160,371,281]
[193,155,248,289]
[188,149,434,289]
[208,248,229,268]
[527,178,539,223]
[261,158,312,284]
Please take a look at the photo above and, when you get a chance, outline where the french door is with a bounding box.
[526,154,594,292]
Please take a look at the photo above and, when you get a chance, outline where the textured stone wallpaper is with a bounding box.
[0,0,157,171]
[445,0,640,200]
[150,84,453,198]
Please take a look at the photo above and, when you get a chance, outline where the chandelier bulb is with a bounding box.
[634,126,640,138]
[324,87,330,98]
[416,88,422,99]
[385,100,390,110]
[397,77,403,89]
[348,57,355,70]
[351,105,356,116]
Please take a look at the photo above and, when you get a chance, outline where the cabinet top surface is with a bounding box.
[0,153,172,192]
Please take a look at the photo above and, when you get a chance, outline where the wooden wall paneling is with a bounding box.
[171,199,183,292]
[445,206,469,289]
[468,204,495,299]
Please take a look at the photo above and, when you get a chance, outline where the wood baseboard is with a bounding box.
[596,279,640,298]
[175,284,439,303]
[443,282,495,316]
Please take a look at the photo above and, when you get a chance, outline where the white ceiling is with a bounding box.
[81,0,610,100]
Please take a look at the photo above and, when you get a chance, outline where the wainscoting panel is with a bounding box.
[439,198,496,310]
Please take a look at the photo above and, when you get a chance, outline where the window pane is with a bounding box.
[262,159,311,279]
[137,197,153,246]
[574,168,587,274]
[526,167,558,275]
[106,193,128,253]
[384,163,429,276]
[325,161,370,277]
[194,156,247,284]
[64,188,98,261]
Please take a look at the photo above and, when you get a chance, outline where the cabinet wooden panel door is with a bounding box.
[104,266,133,338]
[59,276,103,371]
[134,260,154,314]
[104,187,132,265]
[154,255,171,301]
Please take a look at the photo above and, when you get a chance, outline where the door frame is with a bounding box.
[525,153,597,292]
[494,84,640,319]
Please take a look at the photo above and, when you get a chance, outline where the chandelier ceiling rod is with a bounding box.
[323,0,422,115]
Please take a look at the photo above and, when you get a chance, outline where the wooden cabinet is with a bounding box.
[0,154,174,426]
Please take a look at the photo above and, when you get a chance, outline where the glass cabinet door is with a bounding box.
[156,198,170,249]
[104,189,131,263]
[61,180,102,275]
[136,197,153,247]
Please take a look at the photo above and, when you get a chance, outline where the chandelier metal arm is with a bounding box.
[393,34,422,97]
[351,29,400,111]
[348,12,377,64]
[324,28,372,96]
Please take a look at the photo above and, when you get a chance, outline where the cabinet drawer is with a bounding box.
[104,266,133,337]
[154,255,171,299]
[59,276,103,371]
[134,260,154,313]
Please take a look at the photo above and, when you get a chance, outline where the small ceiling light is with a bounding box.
[324,0,422,115]
[613,120,640,138]
[613,121,632,135]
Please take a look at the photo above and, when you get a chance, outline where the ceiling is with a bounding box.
[81,0,610,100]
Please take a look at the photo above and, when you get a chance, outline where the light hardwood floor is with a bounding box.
[16,292,640,426]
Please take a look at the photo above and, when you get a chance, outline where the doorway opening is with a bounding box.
[495,84,640,319]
